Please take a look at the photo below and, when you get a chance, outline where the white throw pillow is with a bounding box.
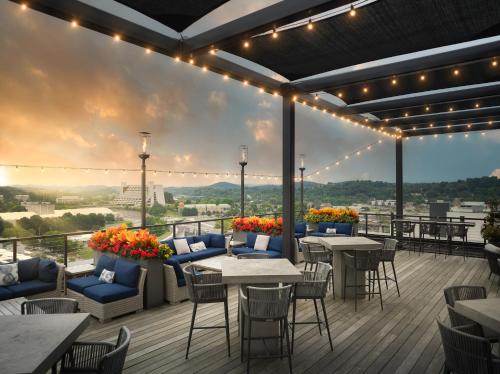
[254,235,270,251]
[190,241,207,252]
[0,263,19,286]
[174,239,191,254]
[326,228,337,234]
[99,269,115,284]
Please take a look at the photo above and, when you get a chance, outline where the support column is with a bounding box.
[282,95,295,261]
[395,137,403,239]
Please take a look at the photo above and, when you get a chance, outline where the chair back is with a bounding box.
[183,265,226,303]
[300,242,332,264]
[380,239,398,261]
[21,298,78,315]
[246,285,292,321]
[420,222,439,236]
[443,286,486,307]
[447,305,477,328]
[237,253,270,259]
[484,249,500,277]
[98,326,131,374]
[344,250,381,271]
[437,320,493,374]
[295,262,332,298]
[448,224,467,238]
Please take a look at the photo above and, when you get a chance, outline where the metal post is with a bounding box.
[197,221,202,235]
[240,163,246,217]
[300,167,305,220]
[63,235,68,267]
[221,219,224,235]
[12,239,17,262]
[139,154,150,228]
[282,94,295,261]
[395,137,403,239]
[365,213,369,235]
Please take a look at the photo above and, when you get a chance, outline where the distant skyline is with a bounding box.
[0,1,499,188]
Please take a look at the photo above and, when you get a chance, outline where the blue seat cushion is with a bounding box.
[335,223,353,236]
[94,255,116,277]
[318,222,336,233]
[67,275,104,293]
[18,257,40,282]
[189,248,227,261]
[209,233,225,248]
[268,236,282,253]
[246,232,257,248]
[295,223,307,235]
[310,232,330,237]
[7,280,56,298]
[114,259,140,288]
[38,259,58,283]
[83,283,138,304]
[294,232,305,239]
[0,287,14,301]
[266,250,282,258]
[193,234,210,247]
[165,254,193,287]
[231,247,255,256]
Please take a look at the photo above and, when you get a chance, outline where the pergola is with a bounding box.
[11,0,500,260]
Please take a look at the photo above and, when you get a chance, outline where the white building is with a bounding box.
[21,202,55,215]
[451,201,486,214]
[15,194,29,202]
[113,182,165,207]
[181,203,232,215]
[56,196,83,204]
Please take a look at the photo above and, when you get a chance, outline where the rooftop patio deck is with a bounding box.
[1,250,496,374]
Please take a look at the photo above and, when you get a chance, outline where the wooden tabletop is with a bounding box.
[193,255,238,272]
[455,298,500,334]
[0,313,90,374]
[319,236,382,251]
[221,258,303,284]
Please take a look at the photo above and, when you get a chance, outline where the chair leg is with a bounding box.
[382,262,388,289]
[240,312,245,362]
[367,270,371,301]
[391,261,400,297]
[291,298,297,354]
[313,299,323,336]
[376,269,383,311]
[343,265,347,302]
[186,302,198,359]
[280,319,283,359]
[224,299,231,357]
[285,317,293,374]
[320,297,333,351]
[247,320,252,374]
[332,270,335,300]
[354,269,358,312]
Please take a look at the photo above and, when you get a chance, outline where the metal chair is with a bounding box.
[240,285,293,374]
[60,326,131,374]
[394,220,416,253]
[21,298,78,315]
[237,253,271,259]
[447,224,469,260]
[378,238,400,296]
[444,286,487,308]
[437,320,500,374]
[300,242,335,299]
[183,265,230,359]
[419,222,440,255]
[290,262,333,353]
[343,250,383,312]
[484,248,500,293]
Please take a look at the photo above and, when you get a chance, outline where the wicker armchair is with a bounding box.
[60,326,130,374]
[444,286,487,307]
[447,224,469,260]
[379,238,400,296]
[394,221,416,253]
[21,298,78,315]
[300,242,334,299]
[240,285,293,374]
[183,265,230,359]
[236,253,270,259]
[419,222,440,255]
[291,262,333,353]
[437,320,500,374]
[485,248,500,292]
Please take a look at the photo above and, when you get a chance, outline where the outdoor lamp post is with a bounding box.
[299,154,306,220]
[239,145,248,217]
[139,131,151,228]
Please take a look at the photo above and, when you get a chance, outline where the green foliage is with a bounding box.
[181,207,198,217]
[481,199,500,242]
[148,203,167,217]
[164,191,174,203]
[0,217,12,235]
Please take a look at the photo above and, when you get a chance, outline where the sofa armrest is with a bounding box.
[137,267,147,297]
[56,263,66,293]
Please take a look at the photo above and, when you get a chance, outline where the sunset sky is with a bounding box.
[0,0,499,187]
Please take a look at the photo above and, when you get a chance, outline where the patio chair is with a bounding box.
[300,242,335,299]
[444,286,487,308]
[437,320,500,374]
[394,221,416,253]
[237,253,270,259]
[343,250,383,312]
[447,224,469,260]
[418,222,440,255]
[379,238,400,296]
[60,326,130,374]
[183,265,230,359]
[240,285,293,374]
[21,297,78,315]
[484,248,500,293]
[290,262,333,353]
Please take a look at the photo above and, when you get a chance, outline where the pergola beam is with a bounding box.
[403,121,500,136]
[383,106,500,125]
[394,116,498,131]
[289,36,500,93]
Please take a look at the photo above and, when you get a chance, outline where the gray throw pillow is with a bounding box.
[0,263,19,286]
[99,269,115,284]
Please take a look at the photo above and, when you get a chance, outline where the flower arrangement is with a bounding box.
[304,207,359,224]
[481,199,500,245]
[231,216,283,236]
[88,224,173,260]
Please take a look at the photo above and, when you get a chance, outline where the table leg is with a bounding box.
[333,251,366,299]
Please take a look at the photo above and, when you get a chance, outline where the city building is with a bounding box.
[56,195,83,204]
[451,201,486,213]
[21,202,55,215]
[14,194,29,201]
[180,203,232,215]
[113,182,165,207]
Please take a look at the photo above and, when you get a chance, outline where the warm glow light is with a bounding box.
[202,66,207,71]
[367,146,371,150]
[189,58,194,64]
[481,132,486,135]
[356,151,361,155]
[243,40,250,48]
[425,106,430,111]
[419,136,423,140]
[448,134,453,138]
[434,134,438,138]
[412,126,416,130]
[448,107,453,112]
[209,48,216,55]
[337,92,343,98]
[114,34,121,41]
[378,140,383,144]
[313,106,317,110]
[453,68,460,76]
[420,74,426,81]
[307,19,314,30]
[335,161,340,166]
[223,74,229,80]
[345,155,349,159]
[145,48,151,54]
[467,124,472,128]
[492,60,498,67]
[349,4,356,16]
[391,78,397,85]
[474,103,480,108]
[488,121,493,125]
[21,3,27,10]
[465,133,469,138]
[71,20,78,28]
[362,87,368,93]
[243,80,249,86]
[175,56,180,62]
[259,87,264,93]
[272,29,278,39]
[314,94,319,101]
[292,95,297,101]
[447,124,451,128]
[429,123,434,127]
[273,91,278,96]
[404,112,409,117]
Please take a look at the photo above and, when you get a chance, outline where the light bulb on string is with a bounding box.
[272,28,278,39]
[307,19,314,30]
[349,4,356,16]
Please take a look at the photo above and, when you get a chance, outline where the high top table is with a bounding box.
[455,298,500,334]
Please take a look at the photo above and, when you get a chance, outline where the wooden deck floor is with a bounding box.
[1,251,498,374]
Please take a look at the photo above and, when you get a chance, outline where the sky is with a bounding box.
[0,0,499,188]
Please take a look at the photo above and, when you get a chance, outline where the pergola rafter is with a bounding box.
[403,121,500,137]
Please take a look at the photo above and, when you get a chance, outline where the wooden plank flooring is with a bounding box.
[1,251,498,374]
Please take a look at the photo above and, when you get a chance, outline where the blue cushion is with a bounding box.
[94,255,116,277]
[190,248,226,261]
[83,283,138,304]
[209,233,225,248]
[246,232,257,248]
[318,222,335,233]
[310,232,330,237]
[0,287,14,301]
[18,257,40,282]
[294,232,305,239]
[7,280,56,298]
[177,277,186,287]
[335,223,353,236]
[268,236,282,253]
[114,259,140,288]
[231,247,257,255]
[266,250,282,258]
[194,234,211,247]
[66,275,103,293]
[295,223,306,235]
[38,259,58,283]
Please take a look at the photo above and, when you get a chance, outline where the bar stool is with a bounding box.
[379,238,400,296]
[419,221,440,255]
[300,242,335,299]
[447,224,468,260]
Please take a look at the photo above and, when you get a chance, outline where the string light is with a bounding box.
[243,80,249,86]
[114,34,121,42]
[404,112,409,117]
[362,87,368,93]
[337,92,343,98]
[419,74,426,81]
[209,48,216,55]
[189,58,195,64]
[145,48,151,54]
[492,59,498,67]
[243,40,250,48]
[175,56,180,62]
[21,3,27,10]
[448,106,454,112]
[349,4,356,16]
[391,77,397,85]
[202,65,207,72]
[453,68,460,76]
[71,20,78,28]
[425,106,430,112]
[272,28,278,39]
[307,19,314,30]
[223,74,229,80]
[314,94,319,101]
[474,103,480,108]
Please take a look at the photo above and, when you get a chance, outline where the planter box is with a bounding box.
[94,251,165,309]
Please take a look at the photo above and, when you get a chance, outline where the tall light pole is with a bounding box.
[299,154,306,220]
[139,132,151,228]
[239,145,248,217]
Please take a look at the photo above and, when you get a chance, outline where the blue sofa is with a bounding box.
[0,257,64,301]
[294,222,307,239]
[310,222,354,237]
[161,233,227,304]
[232,232,283,258]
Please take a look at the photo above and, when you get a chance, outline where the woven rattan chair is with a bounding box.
[485,248,500,292]
[447,224,469,260]
[379,238,400,296]
[419,222,440,255]
[437,320,500,374]
[300,242,335,299]
[394,220,416,253]
[60,326,130,374]
[343,250,383,312]
[21,297,78,315]
[236,253,271,259]
[291,262,333,353]
[183,265,230,359]
[444,286,487,307]
[240,285,293,374]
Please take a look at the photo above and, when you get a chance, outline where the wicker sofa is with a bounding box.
[66,255,147,323]
[0,257,64,301]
